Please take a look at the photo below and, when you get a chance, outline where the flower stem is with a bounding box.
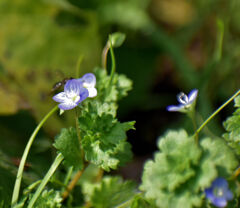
[27,153,64,208]
[75,108,84,160]
[108,35,116,87]
[102,43,109,70]
[194,89,240,136]
[188,110,198,144]
[61,108,86,201]
[11,105,58,206]
[76,55,84,78]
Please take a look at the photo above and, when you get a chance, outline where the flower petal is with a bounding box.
[212,198,227,208]
[78,87,89,103]
[205,188,215,201]
[87,87,97,98]
[82,73,96,87]
[166,105,184,112]
[226,190,233,200]
[213,178,228,188]
[58,102,78,110]
[64,79,83,95]
[188,89,198,103]
[52,92,68,103]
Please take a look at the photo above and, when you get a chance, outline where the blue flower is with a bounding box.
[53,79,89,110]
[78,73,97,98]
[205,177,233,208]
[167,89,198,112]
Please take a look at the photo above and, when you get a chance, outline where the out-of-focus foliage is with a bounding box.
[82,176,136,208]
[224,96,240,156]
[0,0,101,133]
[140,129,238,208]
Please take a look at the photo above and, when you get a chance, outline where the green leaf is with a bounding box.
[33,189,62,208]
[140,129,238,208]
[130,195,156,208]
[83,176,136,208]
[0,0,101,134]
[94,68,133,104]
[223,95,240,155]
[109,32,126,48]
[98,1,151,30]
[53,127,83,170]
[200,137,238,178]
[79,112,135,171]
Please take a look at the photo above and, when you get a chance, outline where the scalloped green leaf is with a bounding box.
[200,137,238,177]
[33,190,62,208]
[53,127,83,170]
[86,176,136,208]
[140,129,238,208]
[130,195,156,208]
[223,96,240,155]
[156,130,201,191]
[94,68,133,104]
[79,113,135,171]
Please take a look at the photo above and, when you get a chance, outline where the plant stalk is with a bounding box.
[27,153,64,208]
[194,89,240,136]
[11,105,58,206]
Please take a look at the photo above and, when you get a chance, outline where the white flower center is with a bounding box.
[214,187,224,197]
[67,91,80,103]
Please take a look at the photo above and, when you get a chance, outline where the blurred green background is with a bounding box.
[1,0,240,203]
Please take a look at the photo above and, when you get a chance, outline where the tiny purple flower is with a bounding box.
[53,79,89,110]
[78,73,97,98]
[205,177,233,208]
[167,89,198,112]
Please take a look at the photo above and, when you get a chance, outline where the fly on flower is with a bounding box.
[51,77,73,92]
[205,177,233,208]
[52,73,97,111]
[167,89,198,113]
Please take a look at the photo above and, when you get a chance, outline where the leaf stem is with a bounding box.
[75,108,84,161]
[61,109,86,201]
[76,55,84,78]
[64,167,74,186]
[115,193,142,208]
[62,169,84,200]
[188,110,198,144]
[102,43,110,70]
[27,153,64,208]
[11,105,58,206]
[194,89,240,136]
[108,35,116,87]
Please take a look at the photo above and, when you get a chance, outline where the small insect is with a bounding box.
[51,77,73,92]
